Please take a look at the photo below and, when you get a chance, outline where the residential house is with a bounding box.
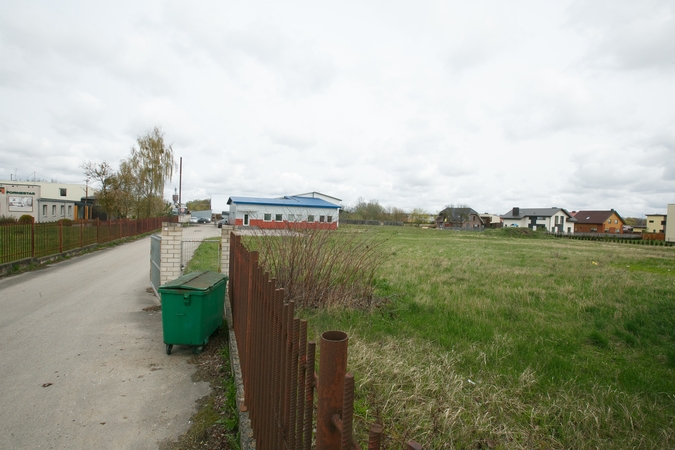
[573,210,625,234]
[227,192,341,229]
[479,213,503,228]
[501,207,576,234]
[436,207,484,229]
[645,214,667,234]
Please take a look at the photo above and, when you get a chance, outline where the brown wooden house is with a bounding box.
[572,210,625,233]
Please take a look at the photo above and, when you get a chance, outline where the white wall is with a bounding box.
[230,203,339,225]
[666,204,675,242]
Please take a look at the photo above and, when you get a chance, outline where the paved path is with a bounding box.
[0,235,212,449]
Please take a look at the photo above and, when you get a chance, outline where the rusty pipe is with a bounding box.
[316,330,348,450]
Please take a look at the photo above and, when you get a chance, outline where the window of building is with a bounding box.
[327,215,333,223]
[608,219,612,223]
[263,213,272,222]
[60,188,67,197]
[288,214,297,222]
[52,205,56,216]
[60,205,65,217]
[275,214,283,222]
[649,219,654,223]
[68,205,72,216]
[614,219,618,224]
[43,205,47,216]
[307,215,315,223]
[319,215,325,223]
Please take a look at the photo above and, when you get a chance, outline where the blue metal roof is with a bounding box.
[227,196,340,209]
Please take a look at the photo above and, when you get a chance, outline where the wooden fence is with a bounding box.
[0,217,175,264]
[230,232,425,449]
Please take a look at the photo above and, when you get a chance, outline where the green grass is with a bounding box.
[183,237,221,273]
[296,226,675,449]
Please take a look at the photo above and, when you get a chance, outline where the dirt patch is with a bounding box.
[142,305,162,312]
[159,326,239,450]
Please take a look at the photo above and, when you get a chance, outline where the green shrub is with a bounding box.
[0,216,18,224]
[58,218,73,226]
[18,215,34,224]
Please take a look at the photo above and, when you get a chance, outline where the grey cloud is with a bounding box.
[266,129,315,150]
[568,0,675,71]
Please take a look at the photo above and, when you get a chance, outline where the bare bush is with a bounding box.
[244,226,388,308]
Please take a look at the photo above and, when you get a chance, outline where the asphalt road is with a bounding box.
[0,234,213,449]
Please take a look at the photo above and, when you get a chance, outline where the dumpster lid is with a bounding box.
[159,271,228,291]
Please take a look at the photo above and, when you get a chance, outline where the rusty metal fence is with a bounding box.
[0,217,176,264]
[229,232,423,449]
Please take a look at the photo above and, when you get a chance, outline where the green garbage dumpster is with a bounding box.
[158,271,228,355]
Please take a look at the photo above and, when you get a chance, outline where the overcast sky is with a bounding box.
[1,0,674,217]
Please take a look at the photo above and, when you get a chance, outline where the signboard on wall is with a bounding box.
[8,196,34,212]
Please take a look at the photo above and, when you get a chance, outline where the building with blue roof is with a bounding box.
[227,192,341,229]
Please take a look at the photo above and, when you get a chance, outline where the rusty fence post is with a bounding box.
[368,423,383,450]
[316,330,349,450]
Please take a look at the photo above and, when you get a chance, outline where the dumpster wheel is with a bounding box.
[166,344,173,355]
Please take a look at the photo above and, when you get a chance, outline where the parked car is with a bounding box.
[216,218,228,228]
[189,217,199,223]
[197,217,208,224]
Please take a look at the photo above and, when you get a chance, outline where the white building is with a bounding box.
[227,192,341,229]
[501,207,576,234]
[666,204,674,242]
[0,181,91,222]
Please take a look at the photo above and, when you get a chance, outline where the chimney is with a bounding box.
[513,207,520,216]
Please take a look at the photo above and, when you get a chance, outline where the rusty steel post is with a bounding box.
[303,341,316,450]
[368,423,383,450]
[280,302,290,441]
[316,330,349,450]
[341,373,355,450]
[274,289,285,450]
[297,320,308,448]
[261,279,275,448]
[283,302,296,444]
[407,441,423,450]
[289,317,300,449]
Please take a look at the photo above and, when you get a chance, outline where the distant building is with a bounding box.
[0,181,92,222]
[645,214,667,234]
[227,192,341,229]
[436,207,484,229]
[573,210,625,234]
[666,205,675,243]
[479,213,503,228]
[501,207,576,233]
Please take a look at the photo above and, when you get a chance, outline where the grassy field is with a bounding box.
[295,226,675,449]
[183,237,221,274]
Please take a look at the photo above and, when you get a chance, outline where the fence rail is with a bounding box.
[229,232,422,449]
[0,217,176,264]
[553,232,673,246]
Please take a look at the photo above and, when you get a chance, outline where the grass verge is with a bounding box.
[183,237,221,274]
